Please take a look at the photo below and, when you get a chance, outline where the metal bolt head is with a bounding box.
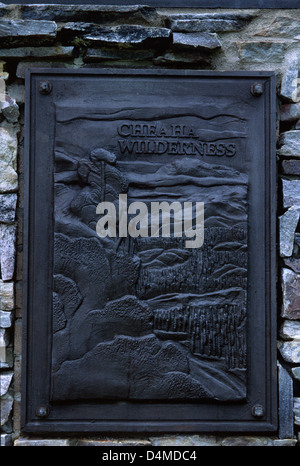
[36,406,49,418]
[251,404,264,417]
[251,82,264,97]
[38,80,52,95]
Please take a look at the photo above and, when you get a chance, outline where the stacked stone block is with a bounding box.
[0,4,299,446]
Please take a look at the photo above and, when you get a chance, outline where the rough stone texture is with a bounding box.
[0,280,14,310]
[61,23,171,48]
[281,268,300,320]
[76,438,151,446]
[279,54,300,103]
[0,310,12,328]
[20,5,163,27]
[279,207,299,257]
[281,159,300,176]
[0,433,12,446]
[0,127,18,193]
[16,60,70,79]
[0,370,13,396]
[14,437,71,446]
[0,394,13,426]
[281,102,300,122]
[6,83,25,105]
[282,179,300,209]
[83,47,155,63]
[278,341,300,364]
[0,19,57,46]
[172,32,221,51]
[167,12,256,33]
[0,96,19,123]
[0,223,16,281]
[153,51,210,66]
[238,41,287,63]
[278,363,294,439]
[294,398,300,425]
[292,366,300,380]
[220,436,274,446]
[254,16,300,38]
[0,46,75,59]
[278,131,300,157]
[150,435,218,446]
[272,439,297,446]
[0,194,17,223]
[284,258,300,274]
[280,320,300,340]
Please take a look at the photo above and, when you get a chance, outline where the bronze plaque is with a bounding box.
[22,69,277,433]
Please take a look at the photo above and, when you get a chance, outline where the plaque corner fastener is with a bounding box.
[250,82,264,97]
[251,404,264,418]
[36,405,49,418]
[38,80,53,95]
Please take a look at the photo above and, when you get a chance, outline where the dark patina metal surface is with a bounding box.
[22,69,277,433]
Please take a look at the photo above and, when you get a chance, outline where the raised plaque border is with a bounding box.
[22,69,277,434]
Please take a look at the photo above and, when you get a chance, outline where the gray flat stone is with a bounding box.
[278,341,300,363]
[0,19,57,46]
[279,207,300,257]
[150,435,218,446]
[238,41,287,63]
[254,15,300,38]
[0,280,14,310]
[280,53,300,103]
[0,370,13,396]
[220,436,273,446]
[0,46,75,59]
[172,32,221,51]
[292,366,300,381]
[294,397,300,425]
[0,194,17,223]
[0,96,19,123]
[281,268,300,320]
[0,223,16,281]
[272,439,297,446]
[16,60,69,79]
[0,394,13,426]
[281,102,300,122]
[77,438,151,446]
[0,127,18,193]
[6,83,25,105]
[20,5,162,26]
[61,23,171,47]
[14,437,71,446]
[278,130,300,157]
[280,320,300,340]
[281,159,300,175]
[278,363,294,439]
[0,433,12,447]
[167,12,255,33]
[0,310,12,328]
[284,258,300,274]
[282,179,300,208]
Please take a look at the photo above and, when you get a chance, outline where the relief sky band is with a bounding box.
[96,195,205,249]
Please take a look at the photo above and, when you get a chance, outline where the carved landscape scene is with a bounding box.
[51,106,248,402]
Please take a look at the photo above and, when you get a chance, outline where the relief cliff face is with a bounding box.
[50,109,248,402]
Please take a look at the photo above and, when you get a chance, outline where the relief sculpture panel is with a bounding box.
[52,106,248,402]
[22,70,276,432]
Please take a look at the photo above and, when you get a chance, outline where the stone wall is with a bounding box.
[0,4,299,447]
